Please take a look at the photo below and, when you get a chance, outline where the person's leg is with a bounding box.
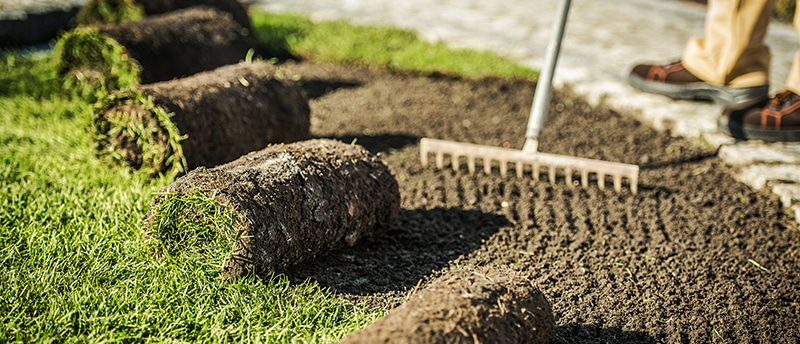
[683,0,776,87]
[629,0,771,105]
[784,1,800,95]
[716,0,800,142]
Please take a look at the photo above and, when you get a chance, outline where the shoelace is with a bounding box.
[770,90,799,111]
[761,90,800,128]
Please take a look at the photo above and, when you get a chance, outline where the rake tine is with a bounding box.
[500,160,508,177]
[452,153,460,172]
[418,138,639,193]
[565,167,573,187]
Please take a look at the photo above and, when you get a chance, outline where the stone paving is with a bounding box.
[254,0,800,223]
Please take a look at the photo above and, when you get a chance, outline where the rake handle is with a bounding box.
[523,0,571,153]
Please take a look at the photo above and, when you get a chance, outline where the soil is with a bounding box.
[274,60,800,343]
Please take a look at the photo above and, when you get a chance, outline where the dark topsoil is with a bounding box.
[275,60,799,343]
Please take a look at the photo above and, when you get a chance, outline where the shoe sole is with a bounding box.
[628,74,768,106]
[717,116,800,142]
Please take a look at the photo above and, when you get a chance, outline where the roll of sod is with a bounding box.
[339,265,555,344]
[56,6,253,96]
[137,0,251,31]
[75,0,144,25]
[143,139,401,279]
[93,60,310,176]
[76,0,250,30]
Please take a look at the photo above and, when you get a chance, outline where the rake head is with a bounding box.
[420,138,639,193]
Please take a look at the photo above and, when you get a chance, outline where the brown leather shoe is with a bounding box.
[717,90,800,142]
[629,61,768,105]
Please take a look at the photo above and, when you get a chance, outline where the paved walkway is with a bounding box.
[255,0,800,223]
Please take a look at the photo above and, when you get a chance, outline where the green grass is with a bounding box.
[774,0,796,22]
[1,11,538,343]
[250,10,538,80]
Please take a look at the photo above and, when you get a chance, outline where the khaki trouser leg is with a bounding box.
[682,0,776,87]
[785,4,800,94]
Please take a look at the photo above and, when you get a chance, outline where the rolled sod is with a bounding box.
[137,0,251,31]
[76,0,251,30]
[74,0,144,25]
[339,265,556,344]
[143,139,401,279]
[92,60,310,176]
[56,6,253,94]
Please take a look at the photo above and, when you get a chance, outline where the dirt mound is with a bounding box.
[276,60,800,343]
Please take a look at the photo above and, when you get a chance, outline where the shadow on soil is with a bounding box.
[284,207,509,297]
[637,150,718,170]
[300,78,362,99]
[554,324,657,344]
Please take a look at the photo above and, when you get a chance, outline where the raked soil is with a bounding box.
[276,60,799,343]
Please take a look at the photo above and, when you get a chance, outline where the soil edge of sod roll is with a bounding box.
[338,265,556,344]
[143,139,401,279]
[93,60,311,176]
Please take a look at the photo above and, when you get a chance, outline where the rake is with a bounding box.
[420,0,639,193]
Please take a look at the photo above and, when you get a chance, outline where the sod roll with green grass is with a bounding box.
[93,60,310,176]
[338,265,555,344]
[54,25,142,100]
[76,0,250,30]
[77,0,251,30]
[75,0,144,25]
[137,0,251,30]
[57,6,253,96]
[143,139,401,279]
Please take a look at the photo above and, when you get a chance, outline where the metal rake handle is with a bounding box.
[523,0,571,153]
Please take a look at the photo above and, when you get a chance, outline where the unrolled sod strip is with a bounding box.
[92,60,310,176]
[339,265,555,344]
[56,6,253,95]
[143,139,401,279]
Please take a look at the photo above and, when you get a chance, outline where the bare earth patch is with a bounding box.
[278,60,799,343]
